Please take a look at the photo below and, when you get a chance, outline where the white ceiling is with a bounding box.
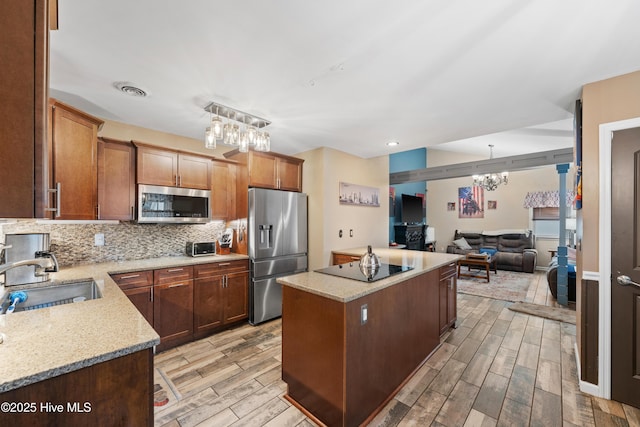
[49,0,640,159]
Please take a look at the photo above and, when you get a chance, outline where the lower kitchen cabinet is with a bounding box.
[439,262,457,335]
[0,349,153,426]
[111,260,248,351]
[110,270,154,325]
[193,260,249,339]
[154,266,194,351]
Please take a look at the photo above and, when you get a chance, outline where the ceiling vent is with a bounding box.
[113,82,148,97]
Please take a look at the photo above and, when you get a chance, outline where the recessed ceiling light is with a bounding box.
[386,141,399,147]
[113,81,149,97]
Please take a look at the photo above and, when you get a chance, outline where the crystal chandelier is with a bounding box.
[472,145,509,191]
[204,102,271,152]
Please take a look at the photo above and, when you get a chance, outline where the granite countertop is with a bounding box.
[0,253,248,393]
[277,248,461,303]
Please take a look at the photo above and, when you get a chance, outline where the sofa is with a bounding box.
[446,230,537,273]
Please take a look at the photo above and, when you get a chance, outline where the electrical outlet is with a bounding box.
[361,304,368,325]
[339,229,343,238]
[94,233,105,246]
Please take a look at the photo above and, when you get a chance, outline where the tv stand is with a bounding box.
[394,224,424,251]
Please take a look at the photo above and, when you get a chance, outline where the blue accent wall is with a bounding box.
[389,148,427,242]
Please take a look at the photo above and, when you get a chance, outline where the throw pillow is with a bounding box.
[453,237,472,250]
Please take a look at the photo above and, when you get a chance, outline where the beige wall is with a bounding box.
[581,70,640,271]
[426,148,570,256]
[100,119,233,158]
[297,147,389,270]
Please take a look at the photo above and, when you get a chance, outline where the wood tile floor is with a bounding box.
[154,271,640,427]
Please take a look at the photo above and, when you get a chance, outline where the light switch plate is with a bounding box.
[94,233,105,246]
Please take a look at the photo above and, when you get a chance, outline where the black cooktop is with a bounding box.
[315,262,413,282]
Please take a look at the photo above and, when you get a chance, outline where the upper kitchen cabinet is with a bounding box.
[134,142,211,190]
[0,0,49,218]
[224,149,304,192]
[211,159,238,220]
[48,99,104,220]
[98,137,136,220]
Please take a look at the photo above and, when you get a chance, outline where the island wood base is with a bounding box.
[0,349,153,427]
[282,269,441,427]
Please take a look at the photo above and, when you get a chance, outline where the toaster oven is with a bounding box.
[185,241,216,257]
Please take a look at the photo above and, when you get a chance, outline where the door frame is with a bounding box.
[595,116,640,399]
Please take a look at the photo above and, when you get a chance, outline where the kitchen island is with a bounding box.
[278,248,461,427]
[0,254,246,426]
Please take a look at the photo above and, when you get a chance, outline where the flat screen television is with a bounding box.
[401,194,424,224]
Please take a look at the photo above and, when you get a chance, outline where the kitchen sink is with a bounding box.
[0,281,102,313]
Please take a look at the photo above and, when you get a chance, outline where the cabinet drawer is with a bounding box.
[194,260,249,278]
[440,263,457,279]
[110,270,153,290]
[154,266,194,285]
[332,253,361,266]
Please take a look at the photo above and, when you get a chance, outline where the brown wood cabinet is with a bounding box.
[193,260,249,338]
[224,149,304,192]
[211,159,238,220]
[282,269,440,426]
[111,270,154,326]
[134,142,211,189]
[48,99,104,220]
[332,253,362,265]
[0,0,49,218]
[98,137,136,220]
[439,262,457,335]
[0,349,153,427]
[112,261,248,351]
[154,266,194,351]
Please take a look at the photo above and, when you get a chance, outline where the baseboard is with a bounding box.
[575,342,602,397]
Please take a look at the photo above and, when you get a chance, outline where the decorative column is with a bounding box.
[556,163,570,306]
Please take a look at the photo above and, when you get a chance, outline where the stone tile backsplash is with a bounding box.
[0,220,228,267]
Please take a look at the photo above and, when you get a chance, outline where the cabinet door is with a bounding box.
[154,281,194,351]
[98,138,135,220]
[277,157,303,192]
[248,151,278,189]
[211,161,231,219]
[136,145,178,186]
[0,0,48,218]
[224,271,249,323]
[123,286,154,326]
[51,102,99,220]
[178,154,211,189]
[439,263,457,335]
[193,275,224,337]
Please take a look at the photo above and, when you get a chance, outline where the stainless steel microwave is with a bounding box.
[137,184,211,223]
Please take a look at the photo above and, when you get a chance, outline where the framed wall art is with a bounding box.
[339,182,380,207]
[458,186,484,218]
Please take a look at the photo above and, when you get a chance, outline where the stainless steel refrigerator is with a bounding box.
[248,188,308,325]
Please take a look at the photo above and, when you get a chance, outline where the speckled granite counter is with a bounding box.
[0,253,248,393]
[277,247,461,302]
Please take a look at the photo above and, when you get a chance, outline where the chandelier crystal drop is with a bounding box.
[472,145,509,191]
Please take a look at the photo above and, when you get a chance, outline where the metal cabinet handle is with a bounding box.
[617,275,640,288]
[150,286,154,302]
[168,283,186,288]
[45,182,61,217]
[218,263,231,267]
[120,274,141,279]
[167,268,184,272]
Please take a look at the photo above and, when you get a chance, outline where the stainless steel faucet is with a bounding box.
[0,258,56,278]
